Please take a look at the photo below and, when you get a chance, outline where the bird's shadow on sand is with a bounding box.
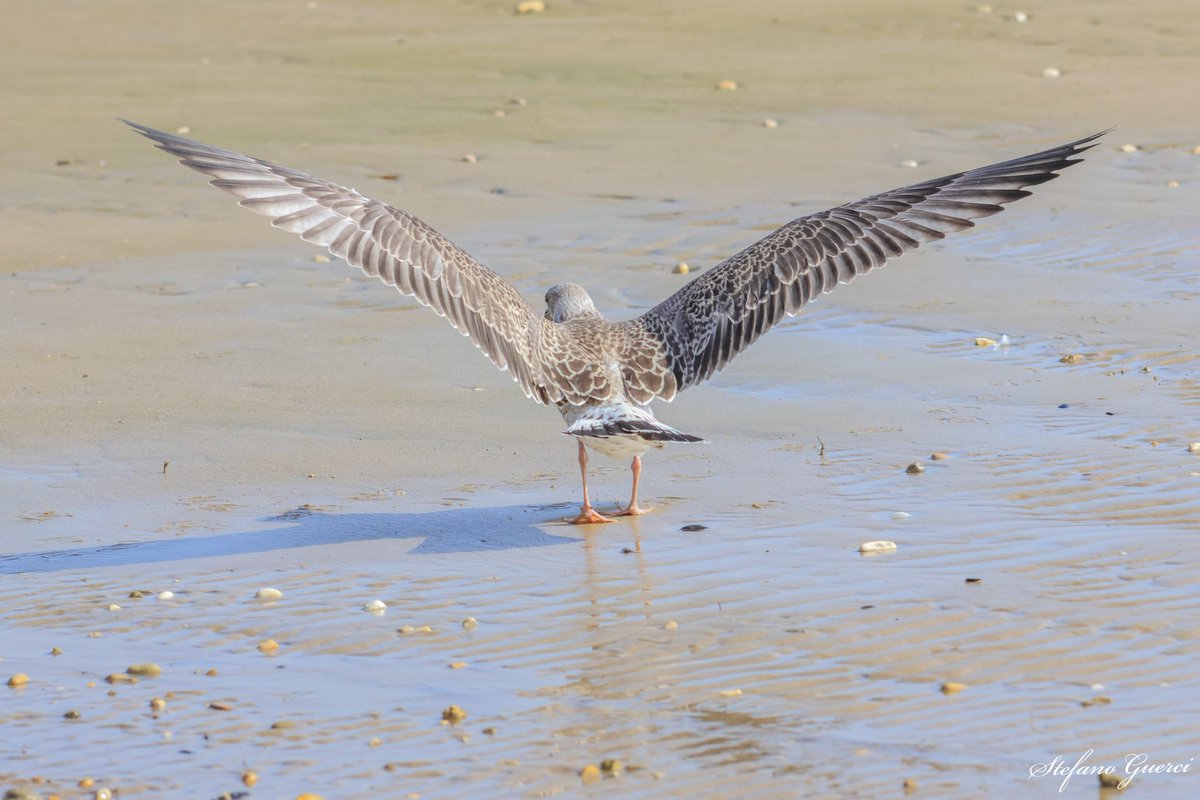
[0,504,581,575]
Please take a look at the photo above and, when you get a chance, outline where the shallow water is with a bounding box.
[3,1,1200,798]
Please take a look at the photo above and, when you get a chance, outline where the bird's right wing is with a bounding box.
[126,120,575,405]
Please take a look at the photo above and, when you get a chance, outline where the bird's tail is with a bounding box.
[563,407,705,443]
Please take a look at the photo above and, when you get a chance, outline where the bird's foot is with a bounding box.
[610,503,653,517]
[570,506,615,525]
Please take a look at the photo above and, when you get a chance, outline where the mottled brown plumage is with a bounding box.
[126,121,1102,523]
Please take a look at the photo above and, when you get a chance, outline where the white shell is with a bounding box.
[859,540,898,554]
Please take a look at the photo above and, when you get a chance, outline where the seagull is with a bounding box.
[125,121,1102,524]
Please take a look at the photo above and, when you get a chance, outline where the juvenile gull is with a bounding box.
[126,121,1102,524]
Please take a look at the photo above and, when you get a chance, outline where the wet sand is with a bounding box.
[3,1,1199,798]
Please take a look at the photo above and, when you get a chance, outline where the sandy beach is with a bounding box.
[2,1,1198,797]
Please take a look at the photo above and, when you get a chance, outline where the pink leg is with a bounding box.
[611,454,652,517]
[570,440,614,525]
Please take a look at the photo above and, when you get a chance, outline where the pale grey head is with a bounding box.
[544,283,602,323]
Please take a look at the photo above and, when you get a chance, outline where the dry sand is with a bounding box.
[2,1,1199,798]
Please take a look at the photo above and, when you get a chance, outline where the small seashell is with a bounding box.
[1167,180,1180,188]
[1042,67,1060,78]
[903,777,919,792]
[462,153,477,163]
[672,262,689,275]
[156,591,175,600]
[449,661,467,670]
[930,452,949,460]
[663,620,678,630]
[129,590,145,599]
[175,126,190,135]
[364,599,387,613]
[762,118,778,128]
[600,759,623,775]
[1013,10,1028,22]
[79,779,95,789]
[256,587,284,601]
[715,79,738,91]
[312,254,330,263]
[515,0,545,13]
[51,647,62,656]
[974,336,997,347]
[1120,143,1139,153]
[242,771,258,788]
[398,625,415,635]
[905,462,924,475]
[1187,442,1200,453]
[107,604,121,611]
[1081,695,1112,708]
[205,668,218,676]
[899,158,920,168]
[717,688,743,697]
[891,511,911,520]
[462,617,478,629]
[940,681,967,695]
[442,704,467,723]
[126,663,162,677]
[7,673,30,688]
[1059,353,1084,364]
[580,764,601,782]
[859,540,898,554]
[64,709,82,719]
[257,639,280,653]
[368,736,382,747]
[150,697,166,712]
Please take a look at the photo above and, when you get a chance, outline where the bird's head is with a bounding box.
[544,283,601,323]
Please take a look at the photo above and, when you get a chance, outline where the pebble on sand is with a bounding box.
[7,674,29,688]
[461,617,478,629]
[242,771,258,788]
[296,794,325,800]
[364,599,387,613]
[601,759,623,775]
[95,789,112,800]
[105,673,138,685]
[1187,442,1200,453]
[905,462,924,475]
[149,697,166,712]
[449,661,467,670]
[715,79,738,91]
[1013,10,1029,22]
[940,681,967,695]
[1098,772,1125,789]
[258,639,280,653]
[126,663,162,677]
[672,262,689,275]
[256,587,284,601]
[579,764,601,782]
[1167,180,1180,188]
[1042,67,1061,78]
[1059,353,1084,364]
[930,452,949,460]
[762,118,778,128]
[50,648,61,656]
[79,779,94,789]
[974,336,998,347]
[442,705,468,723]
[461,153,477,163]
[156,591,175,600]
[1120,143,1139,153]
[515,0,545,13]
[663,620,678,630]
[859,540,898,554]
[313,254,330,263]
[106,604,121,611]
[899,158,920,168]
[717,689,743,697]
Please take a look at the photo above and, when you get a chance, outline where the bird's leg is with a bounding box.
[570,440,614,525]
[611,454,652,517]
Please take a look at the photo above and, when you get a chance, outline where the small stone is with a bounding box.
[891,511,911,520]
[242,771,258,788]
[717,688,742,697]
[1193,145,1200,155]
[368,736,382,747]
[95,790,112,800]
[579,764,601,782]
[903,777,919,792]
[859,540,898,554]
[271,720,297,729]
[1098,772,1124,789]
[1042,67,1061,78]
[492,109,506,118]
[515,0,545,13]
[3,788,43,800]
[449,661,467,670]
[313,254,330,264]
[7,673,29,688]
[930,452,949,460]
[127,663,162,677]
[398,625,415,635]
[680,524,707,531]
[1120,143,1139,153]
[672,262,690,275]
[1166,179,1180,188]
[600,759,623,775]
[78,780,94,789]
[1059,353,1084,364]
[461,617,478,629]
[905,462,924,475]
[1187,442,1200,453]
[208,701,233,711]
[442,705,467,723]
[974,336,997,347]
[663,620,678,630]
[296,794,325,800]
[205,668,219,676]
[1081,695,1112,708]
[175,126,190,134]
[715,79,738,91]
[256,587,284,601]
[483,727,496,735]
[128,591,145,599]
[105,673,138,684]
[150,697,166,712]
[899,158,920,168]
[762,118,778,128]
[156,591,175,600]
[965,577,982,583]
[63,710,81,720]
[258,639,280,653]
[106,604,121,611]
[1013,10,1029,22]
[461,153,477,163]
[364,599,387,613]
[50,648,62,656]
[940,681,967,695]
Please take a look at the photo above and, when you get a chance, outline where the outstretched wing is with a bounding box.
[125,120,574,405]
[618,131,1105,403]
